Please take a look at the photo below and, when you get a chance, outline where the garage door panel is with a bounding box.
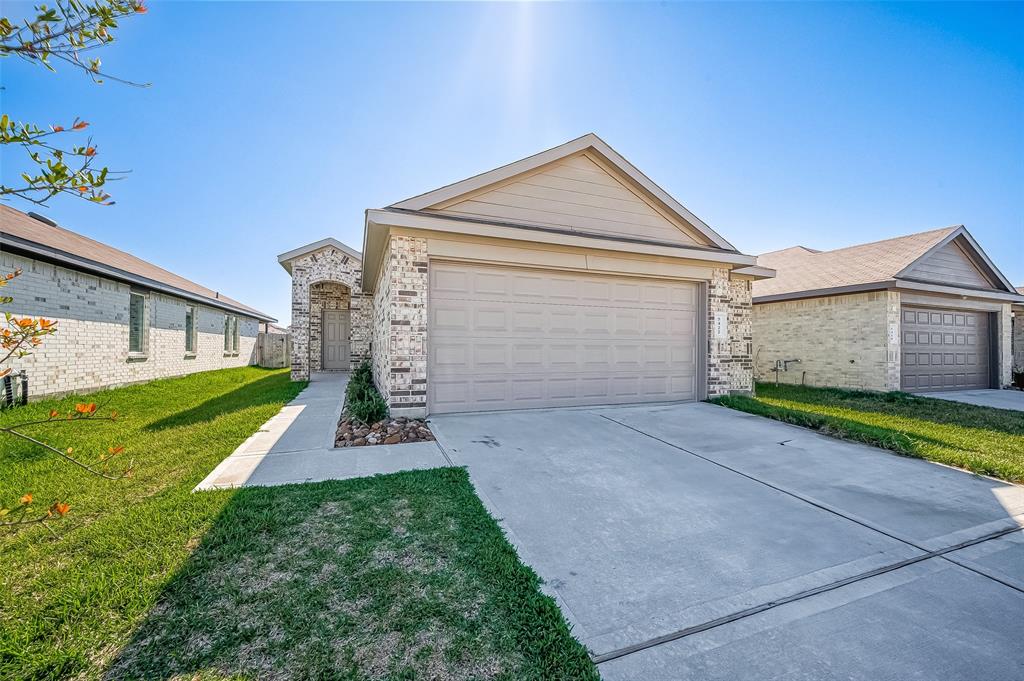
[511,309,544,332]
[901,305,989,392]
[430,264,696,311]
[581,280,613,302]
[434,344,469,368]
[430,264,700,412]
[432,306,469,332]
[435,299,696,340]
[432,341,694,375]
[511,344,543,368]
[431,371,698,410]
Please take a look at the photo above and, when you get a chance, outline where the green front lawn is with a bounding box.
[0,368,596,680]
[711,383,1024,483]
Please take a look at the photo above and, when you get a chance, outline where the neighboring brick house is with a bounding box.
[1,206,274,398]
[282,133,771,417]
[753,228,1023,392]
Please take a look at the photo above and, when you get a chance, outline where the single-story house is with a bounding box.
[281,133,773,416]
[1,205,275,397]
[753,227,1024,392]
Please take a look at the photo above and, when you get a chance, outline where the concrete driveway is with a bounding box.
[429,402,1024,680]
[920,388,1024,412]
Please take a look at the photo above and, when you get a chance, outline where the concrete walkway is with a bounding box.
[920,388,1024,412]
[194,373,448,490]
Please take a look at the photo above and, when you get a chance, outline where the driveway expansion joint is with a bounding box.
[591,523,1024,665]
[432,404,1024,678]
[598,412,1024,591]
[591,410,1024,664]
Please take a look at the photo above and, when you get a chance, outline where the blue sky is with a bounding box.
[3,1,1022,324]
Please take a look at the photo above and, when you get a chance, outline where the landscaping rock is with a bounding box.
[335,413,435,448]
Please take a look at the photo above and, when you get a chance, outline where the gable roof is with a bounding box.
[277,237,362,275]
[754,225,1021,303]
[0,205,275,321]
[389,133,737,252]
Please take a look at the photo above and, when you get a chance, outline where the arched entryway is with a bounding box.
[310,280,351,372]
[278,240,370,381]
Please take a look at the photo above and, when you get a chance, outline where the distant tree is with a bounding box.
[0,0,147,206]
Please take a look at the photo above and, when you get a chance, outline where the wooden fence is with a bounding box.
[257,332,291,369]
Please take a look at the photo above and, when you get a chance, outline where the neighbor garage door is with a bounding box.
[428,263,700,413]
[901,305,990,391]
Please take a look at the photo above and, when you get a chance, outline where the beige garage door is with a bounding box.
[428,263,700,414]
[901,305,991,391]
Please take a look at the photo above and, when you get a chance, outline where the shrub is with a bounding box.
[345,360,388,424]
[349,391,388,425]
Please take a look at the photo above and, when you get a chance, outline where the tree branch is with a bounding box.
[0,428,128,480]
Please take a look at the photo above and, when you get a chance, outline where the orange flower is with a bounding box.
[39,319,56,330]
[108,445,124,455]
[52,125,65,132]
[49,409,59,418]
[50,502,70,517]
[20,493,32,505]
[77,187,89,193]
[75,403,97,414]
[83,147,96,157]
[17,318,35,328]
[72,121,89,130]
[135,2,148,13]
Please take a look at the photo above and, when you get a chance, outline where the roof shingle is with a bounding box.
[753,226,959,299]
[0,205,273,321]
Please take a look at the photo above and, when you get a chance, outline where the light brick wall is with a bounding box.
[1013,308,1024,374]
[288,246,369,380]
[370,235,428,416]
[883,291,903,390]
[371,241,393,405]
[752,291,900,392]
[3,251,257,398]
[997,303,1013,387]
[707,269,754,396]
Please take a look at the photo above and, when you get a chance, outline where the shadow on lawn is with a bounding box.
[145,373,296,432]
[102,468,597,681]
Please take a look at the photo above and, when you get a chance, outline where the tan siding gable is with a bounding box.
[903,238,995,289]
[428,152,708,246]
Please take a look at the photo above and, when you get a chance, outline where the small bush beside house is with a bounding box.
[336,360,434,446]
[344,360,388,424]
